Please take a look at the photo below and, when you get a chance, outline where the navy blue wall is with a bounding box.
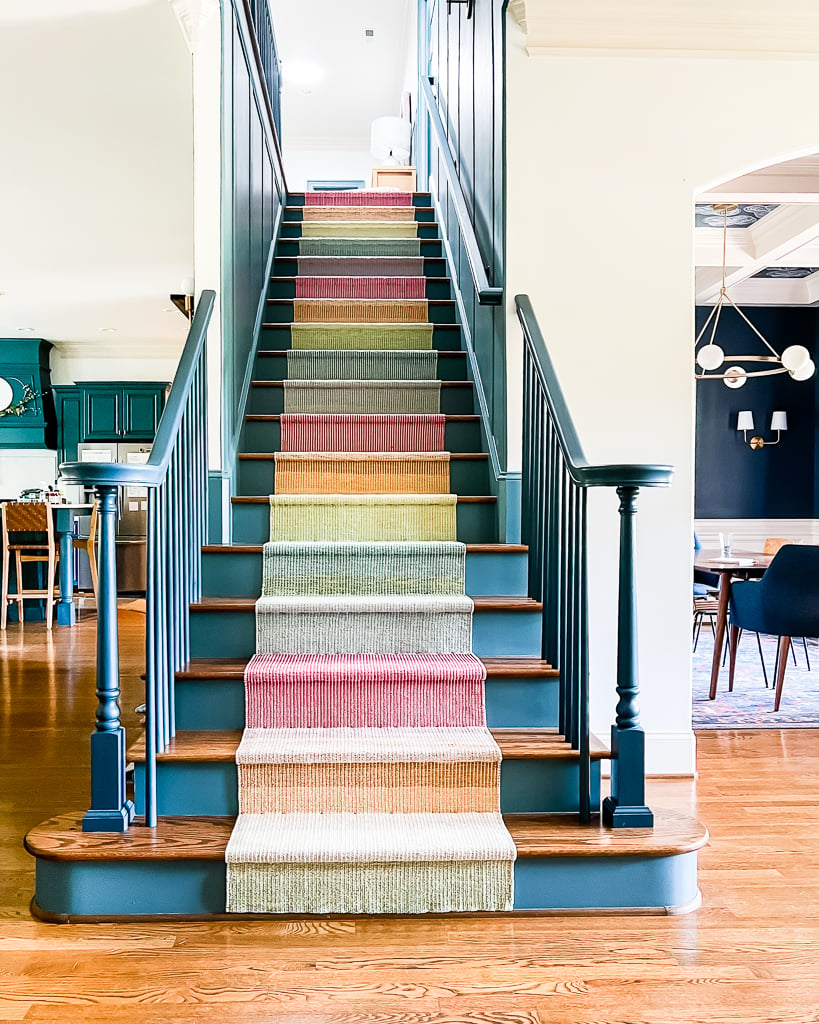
[695,307,818,518]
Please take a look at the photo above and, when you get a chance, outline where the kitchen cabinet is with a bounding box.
[53,382,167,464]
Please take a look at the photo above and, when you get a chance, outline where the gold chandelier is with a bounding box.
[695,203,815,388]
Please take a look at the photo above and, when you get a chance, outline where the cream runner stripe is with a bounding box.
[301,206,416,222]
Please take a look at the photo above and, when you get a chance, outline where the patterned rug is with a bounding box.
[693,630,819,729]
[226,190,515,914]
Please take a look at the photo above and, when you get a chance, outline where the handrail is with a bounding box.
[62,291,214,832]
[60,292,215,489]
[419,77,502,306]
[516,295,673,491]
[240,0,287,193]
[516,294,673,829]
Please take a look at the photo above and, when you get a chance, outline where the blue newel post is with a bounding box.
[602,485,654,829]
[82,484,135,832]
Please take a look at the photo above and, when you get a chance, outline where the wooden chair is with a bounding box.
[1,502,58,630]
[72,502,98,601]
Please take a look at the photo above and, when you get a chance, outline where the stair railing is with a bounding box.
[417,76,508,476]
[516,295,673,826]
[59,290,215,831]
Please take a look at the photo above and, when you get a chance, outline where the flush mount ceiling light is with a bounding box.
[695,203,815,388]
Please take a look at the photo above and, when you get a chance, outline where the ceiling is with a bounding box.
[696,155,819,307]
[269,0,414,152]
[0,0,194,361]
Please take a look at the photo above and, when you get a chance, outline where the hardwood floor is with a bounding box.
[3,611,819,1022]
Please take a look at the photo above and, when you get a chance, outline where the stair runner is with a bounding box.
[225,192,516,914]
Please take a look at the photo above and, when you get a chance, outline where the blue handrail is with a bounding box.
[516,294,673,827]
[419,77,502,306]
[61,291,214,831]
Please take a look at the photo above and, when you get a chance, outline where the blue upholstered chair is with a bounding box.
[728,545,819,710]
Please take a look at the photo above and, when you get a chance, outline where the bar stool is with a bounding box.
[1,502,59,629]
[73,502,99,601]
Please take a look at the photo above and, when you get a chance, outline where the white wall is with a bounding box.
[50,345,182,386]
[505,15,819,772]
[283,149,375,192]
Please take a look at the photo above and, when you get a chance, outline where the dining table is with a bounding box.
[694,549,771,699]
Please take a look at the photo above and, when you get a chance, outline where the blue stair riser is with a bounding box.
[132,758,599,817]
[242,416,482,454]
[252,352,468,381]
[283,207,437,223]
[288,193,433,208]
[33,851,699,916]
[236,456,489,497]
[230,499,498,544]
[189,606,541,659]
[247,384,474,415]
[175,672,558,731]
[281,223,440,239]
[201,548,527,599]
[276,238,444,259]
[265,299,456,323]
[273,256,448,278]
[267,279,452,301]
[259,322,460,350]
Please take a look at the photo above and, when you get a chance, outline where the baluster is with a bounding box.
[82,485,135,832]
[145,490,159,827]
[521,353,532,563]
[158,480,170,746]
[578,485,591,822]
[602,485,653,828]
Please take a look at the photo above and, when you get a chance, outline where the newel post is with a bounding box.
[82,485,135,832]
[602,485,654,829]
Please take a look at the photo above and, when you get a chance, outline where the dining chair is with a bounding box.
[72,502,98,601]
[1,502,59,630]
[728,545,819,711]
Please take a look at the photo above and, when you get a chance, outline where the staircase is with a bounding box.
[25,190,706,919]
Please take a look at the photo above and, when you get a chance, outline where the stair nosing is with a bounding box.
[231,494,497,504]
[190,595,543,612]
[201,543,528,554]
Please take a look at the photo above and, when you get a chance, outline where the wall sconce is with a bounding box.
[170,276,195,320]
[737,410,787,450]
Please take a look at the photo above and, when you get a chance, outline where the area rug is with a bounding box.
[693,630,819,728]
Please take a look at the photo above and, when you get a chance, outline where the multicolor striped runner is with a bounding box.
[299,222,420,239]
[243,653,487,728]
[304,190,413,207]
[286,349,437,381]
[293,298,429,323]
[296,238,423,257]
[227,185,516,916]
[273,452,450,495]
[280,413,446,453]
[294,276,426,300]
[282,380,441,415]
[296,257,424,277]
[290,323,433,350]
[261,541,466,596]
[268,494,457,542]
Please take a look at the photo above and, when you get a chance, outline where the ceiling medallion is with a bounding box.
[695,203,815,388]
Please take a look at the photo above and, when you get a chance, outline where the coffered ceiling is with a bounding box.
[696,155,819,307]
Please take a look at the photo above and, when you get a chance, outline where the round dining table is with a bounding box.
[694,549,771,699]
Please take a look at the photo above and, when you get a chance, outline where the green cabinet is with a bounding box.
[53,382,167,464]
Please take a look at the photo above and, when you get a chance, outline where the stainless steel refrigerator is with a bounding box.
[74,442,152,592]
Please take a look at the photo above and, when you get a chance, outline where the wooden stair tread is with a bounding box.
[190,595,542,612]
[269,276,452,285]
[126,728,600,762]
[257,349,464,358]
[237,451,488,461]
[251,380,473,387]
[177,655,556,680]
[245,413,481,421]
[231,494,497,504]
[26,809,708,863]
[200,542,528,554]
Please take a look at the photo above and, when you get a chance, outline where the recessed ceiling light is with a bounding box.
[282,59,325,89]
[98,327,117,333]
[162,307,175,313]
[16,327,34,333]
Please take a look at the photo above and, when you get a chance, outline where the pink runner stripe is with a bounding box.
[281,414,446,453]
[304,190,413,207]
[295,276,426,299]
[244,653,487,729]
